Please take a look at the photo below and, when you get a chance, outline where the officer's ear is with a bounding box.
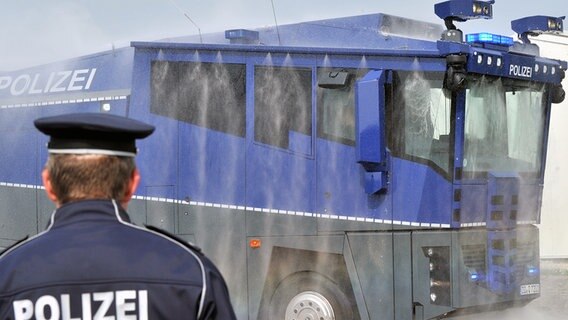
[121,168,140,208]
[42,169,60,206]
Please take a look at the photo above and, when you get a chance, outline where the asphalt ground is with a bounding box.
[448,259,568,320]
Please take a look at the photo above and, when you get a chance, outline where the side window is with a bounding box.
[317,68,366,145]
[150,61,246,137]
[391,71,453,176]
[254,66,312,153]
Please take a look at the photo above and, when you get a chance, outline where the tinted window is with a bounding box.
[254,66,312,152]
[151,61,246,137]
[391,71,453,176]
[317,68,367,145]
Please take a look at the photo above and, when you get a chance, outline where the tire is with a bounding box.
[264,271,355,320]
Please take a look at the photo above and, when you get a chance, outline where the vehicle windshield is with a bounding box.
[463,76,547,178]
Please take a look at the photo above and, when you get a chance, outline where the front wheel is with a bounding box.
[264,272,355,320]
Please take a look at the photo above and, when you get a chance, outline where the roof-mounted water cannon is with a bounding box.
[510,16,564,56]
[435,0,494,42]
[510,15,566,104]
[511,15,565,44]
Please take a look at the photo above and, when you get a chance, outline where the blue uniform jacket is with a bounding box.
[0,200,236,320]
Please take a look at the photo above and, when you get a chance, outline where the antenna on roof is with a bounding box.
[270,0,282,45]
[167,0,203,43]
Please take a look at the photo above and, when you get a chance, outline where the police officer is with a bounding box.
[0,113,236,319]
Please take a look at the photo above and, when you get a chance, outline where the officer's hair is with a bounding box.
[45,154,136,204]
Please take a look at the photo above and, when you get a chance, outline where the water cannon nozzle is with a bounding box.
[511,16,565,44]
[435,0,494,26]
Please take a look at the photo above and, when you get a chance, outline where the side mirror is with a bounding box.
[355,70,391,194]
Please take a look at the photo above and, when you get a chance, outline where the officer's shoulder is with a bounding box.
[144,224,203,254]
[0,235,29,258]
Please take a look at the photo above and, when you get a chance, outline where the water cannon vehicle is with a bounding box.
[0,0,565,318]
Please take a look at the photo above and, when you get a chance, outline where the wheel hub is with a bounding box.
[284,291,335,320]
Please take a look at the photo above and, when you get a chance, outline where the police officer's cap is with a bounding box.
[34,113,155,157]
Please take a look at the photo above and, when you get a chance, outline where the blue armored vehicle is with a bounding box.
[0,1,565,319]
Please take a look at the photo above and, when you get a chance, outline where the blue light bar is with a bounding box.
[466,33,514,46]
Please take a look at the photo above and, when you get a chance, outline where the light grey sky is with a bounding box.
[0,0,565,70]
